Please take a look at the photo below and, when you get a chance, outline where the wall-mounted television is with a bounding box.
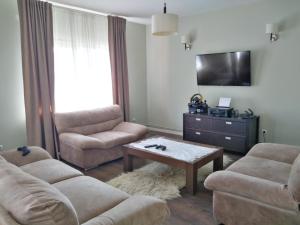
[196,51,251,86]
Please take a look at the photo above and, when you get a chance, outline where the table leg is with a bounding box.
[123,152,133,172]
[186,165,197,195]
[213,155,223,171]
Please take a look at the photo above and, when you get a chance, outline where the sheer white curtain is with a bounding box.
[53,7,112,113]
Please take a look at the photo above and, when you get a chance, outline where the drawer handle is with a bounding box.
[225,136,232,140]
[195,118,202,121]
[225,121,232,125]
[195,132,201,135]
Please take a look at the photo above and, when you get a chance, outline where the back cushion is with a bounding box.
[0,160,79,225]
[288,153,300,202]
[55,105,123,135]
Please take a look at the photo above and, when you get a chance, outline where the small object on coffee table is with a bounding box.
[144,144,158,148]
[123,136,223,195]
[156,145,167,151]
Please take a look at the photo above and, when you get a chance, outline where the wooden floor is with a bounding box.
[84,132,241,225]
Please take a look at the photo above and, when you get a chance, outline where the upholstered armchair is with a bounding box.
[55,105,147,170]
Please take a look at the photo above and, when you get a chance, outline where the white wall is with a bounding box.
[127,22,147,125]
[146,0,300,145]
[0,0,27,150]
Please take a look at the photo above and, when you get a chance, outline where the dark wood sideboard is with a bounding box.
[183,113,259,154]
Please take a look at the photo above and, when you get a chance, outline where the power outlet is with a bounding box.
[0,145,3,151]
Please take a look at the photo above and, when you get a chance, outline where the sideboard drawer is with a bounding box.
[184,129,212,145]
[213,134,246,153]
[212,119,246,135]
[184,116,212,130]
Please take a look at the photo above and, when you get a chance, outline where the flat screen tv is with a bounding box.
[196,51,251,86]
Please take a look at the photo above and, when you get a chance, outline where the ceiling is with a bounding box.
[51,0,264,24]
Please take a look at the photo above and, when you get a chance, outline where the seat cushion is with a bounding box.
[53,176,130,224]
[248,143,300,164]
[288,154,300,202]
[113,122,148,138]
[89,131,137,149]
[82,196,170,225]
[21,159,83,184]
[0,160,79,225]
[227,156,292,184]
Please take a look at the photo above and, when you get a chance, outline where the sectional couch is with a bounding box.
[0,147,169,225]
[205,143,300,225]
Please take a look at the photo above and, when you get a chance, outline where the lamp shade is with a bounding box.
[266,23,278,34]
[152,13,178,36]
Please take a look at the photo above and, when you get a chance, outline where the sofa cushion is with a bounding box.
[288,154,300,202]
[89,131,137,149]
[0,160,79,225]
[55,105,123,135]
[60,131,136,150]
[227,156,291,184]
[113,122,148,138]
[248,143,300,164]
[21,159,83,184]
[82,196,170,225]
[53,176,129,224]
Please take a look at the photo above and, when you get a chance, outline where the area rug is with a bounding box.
[107,155,234,200]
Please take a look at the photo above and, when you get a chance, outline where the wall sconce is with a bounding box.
[266,23,279,42]
[181,35,192,50]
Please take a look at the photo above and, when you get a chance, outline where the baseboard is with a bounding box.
[147,126,183,136]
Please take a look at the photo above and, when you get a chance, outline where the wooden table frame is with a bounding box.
[122,138,223,195]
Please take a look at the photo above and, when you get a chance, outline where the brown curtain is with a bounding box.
[108,16,130,121]
[18,0,58,158]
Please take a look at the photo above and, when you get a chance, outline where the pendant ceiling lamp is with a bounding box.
[152,2,178,36]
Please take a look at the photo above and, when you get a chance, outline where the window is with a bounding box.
[53,7,112,113]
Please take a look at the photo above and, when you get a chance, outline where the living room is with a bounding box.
[0,0,300,225]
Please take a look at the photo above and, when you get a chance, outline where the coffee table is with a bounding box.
[122,136,223,195]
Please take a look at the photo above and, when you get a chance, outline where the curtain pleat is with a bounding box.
[108,16,130,121]
[18,0,58,158]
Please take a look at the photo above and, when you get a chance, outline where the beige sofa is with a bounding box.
[55,105,147,170]
[204,143,300,225]
[0,147,169,225]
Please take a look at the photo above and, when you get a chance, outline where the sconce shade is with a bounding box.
[152,13,178,36]
[266,23,278,34]
[181,35,188,44]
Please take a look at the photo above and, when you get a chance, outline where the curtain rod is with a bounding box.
[43,0,125,18]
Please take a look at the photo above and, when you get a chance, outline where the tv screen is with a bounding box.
[196,51,251,86]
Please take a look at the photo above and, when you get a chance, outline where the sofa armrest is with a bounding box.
[204,171,298,211]
[0,146,52,167]
[248,143,300,164]
[82,195,170,225]
[113,122,148,139]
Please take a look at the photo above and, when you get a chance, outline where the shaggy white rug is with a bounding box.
[107,155,234,200]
